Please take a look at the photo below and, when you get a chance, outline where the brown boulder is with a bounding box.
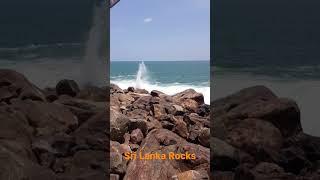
[0,145,57,180]
[124,129,209,180]
[0,69,46,102]
[110,84,124,94]
[225,118,283,159]
[11,100,78,136]
[73,110,107,150]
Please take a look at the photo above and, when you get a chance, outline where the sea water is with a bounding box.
[111,61,210,104]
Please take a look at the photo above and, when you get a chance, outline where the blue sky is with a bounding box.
[111,0,210,61]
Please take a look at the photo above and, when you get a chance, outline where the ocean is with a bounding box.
[111,61,210,104]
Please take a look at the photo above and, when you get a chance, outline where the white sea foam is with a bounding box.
[112,79,210,105]
[112,61,210,104]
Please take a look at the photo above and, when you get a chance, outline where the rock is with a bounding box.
[226,97,301,137]
[124,129,209,180]
[152,104,166,119]
[0,145,57,180]
[54,96,104,124]
[110,109,130,143]
[132,95,152,110]
[11,100,78,136]
[56,79,80,97]
[285,133,320,162]
[170,104,185,116]
[277,146,311,174]
[135,89,149,94]
[130,129,144,144]
[62,150,106,180]
[198,128,210,147]
[43,87,58,102]
[110,84,124,94]
[129,144,140,151]
[110,174,120,180]
[73,110,108,150]
[211,137,239,171]
[172,116,189,138]
[172,170,208,180]
[196,104,210,117]
[213,86,301,138]
[225,118,283,160]
[0,105,33,147]
[127,87,135,92]
[212,171,235,180]
[0,69,46,102]
[118,93,134,103]
[151,90,164,97]
[77,86,106,102]
[173,89,205,105]
[184,113,210,127]
[110,141,128,174]
[127,118,149,136]
[31,133,76,167]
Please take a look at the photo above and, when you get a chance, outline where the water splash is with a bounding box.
[135,61,148,89]
[81,1,107,87]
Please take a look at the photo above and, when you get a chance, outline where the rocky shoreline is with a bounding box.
[1,69,319,180]
[110,83,210,179]
[212,86,320,180]
[0,69,107,179]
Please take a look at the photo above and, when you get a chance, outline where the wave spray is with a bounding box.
[135,61,148,89]
[81,1,107,87]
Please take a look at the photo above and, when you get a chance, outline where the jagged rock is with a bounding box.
[150,90,164,97]
[225,118,283,160]
[77,86,106,102]
[198,128,210,147]
[56,79,80,97]
[130,129,144,144]
[73,110,107,150]
[0,69,46,102]
[110,109,130,143]
[211,137,239,171]
[0,145,57,180]
[11,100,78,136]
[124,129,209,180]
[110,84,124,94]
[110,141,128,175]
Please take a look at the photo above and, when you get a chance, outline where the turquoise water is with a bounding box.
[111,61,210,104]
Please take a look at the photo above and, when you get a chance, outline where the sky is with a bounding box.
[111,0,210,61]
